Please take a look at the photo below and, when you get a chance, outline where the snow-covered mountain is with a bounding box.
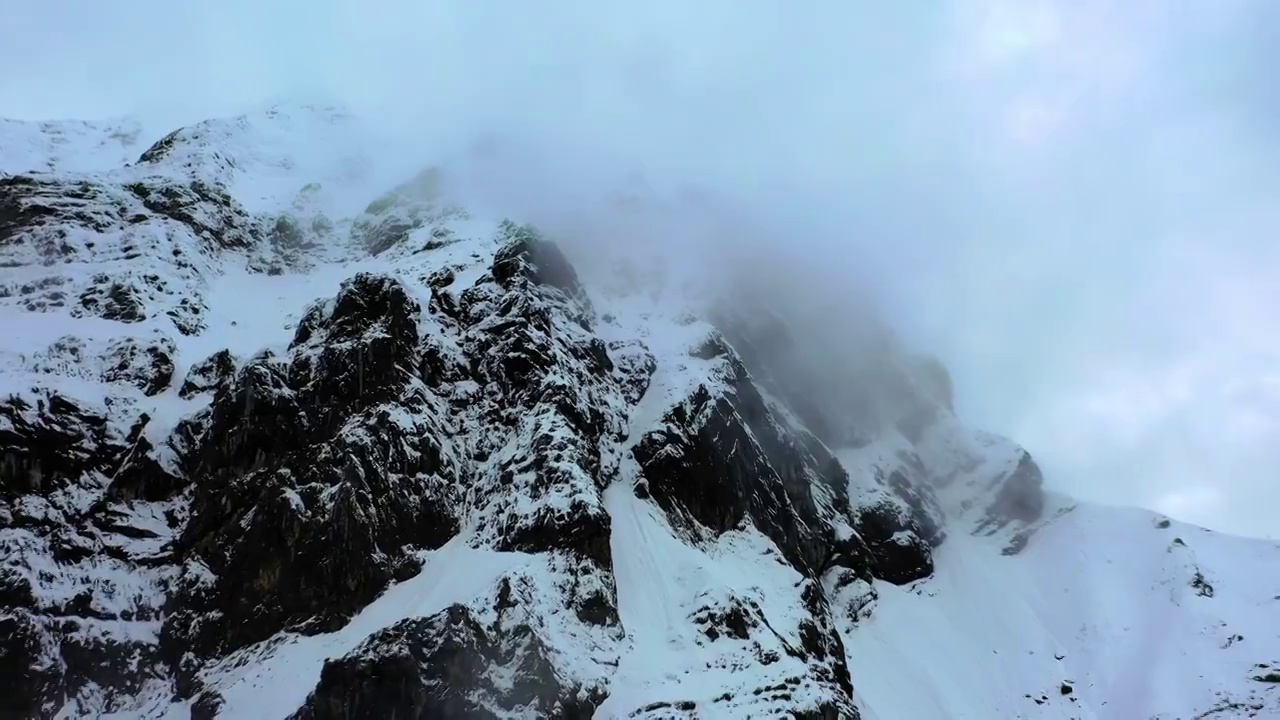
[1,104,1278,720]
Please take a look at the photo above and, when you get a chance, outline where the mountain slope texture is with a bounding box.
[1,105,1278,720]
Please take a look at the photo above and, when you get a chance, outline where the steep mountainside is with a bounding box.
[2,105,1278,720]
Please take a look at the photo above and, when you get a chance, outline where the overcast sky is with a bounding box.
[4,0,1279,538]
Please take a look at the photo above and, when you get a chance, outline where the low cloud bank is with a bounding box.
[4,0,1279,536]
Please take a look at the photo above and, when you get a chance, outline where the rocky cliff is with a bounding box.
[2,105,1278,720]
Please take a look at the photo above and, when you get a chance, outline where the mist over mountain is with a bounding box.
[8,2,1280,538]
[4,2,1280,718]
[0,99,1277,720]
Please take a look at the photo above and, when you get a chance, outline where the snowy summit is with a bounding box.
[1,104,1278,720]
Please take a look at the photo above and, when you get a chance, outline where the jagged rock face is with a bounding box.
[178,349,236,399]
[1,390,120,498]
[292,604,602,720]
[0,168,260,339]
[1,175,132,255]
[289,272,423,433]
[0,108,1075,720]
[1,110,402,715]
[0,388,180,716]
[489,222,589,304]
[123,180,257,251]
[164,386,461,660]
[628,328,945,590]
[0,610,59,720]
[158,224,630,710]
[166,273,462,665]
[440,225,624,645]
[0,173,256,262]
[632,347,837,576]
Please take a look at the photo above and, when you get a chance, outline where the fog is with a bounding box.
[5,1,1280,538]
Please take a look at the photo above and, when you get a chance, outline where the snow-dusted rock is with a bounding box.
[1,103,1278,720]
[164,272,462,668]
[290,603,603,720]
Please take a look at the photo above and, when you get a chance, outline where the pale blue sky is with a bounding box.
[4,0,1279,537]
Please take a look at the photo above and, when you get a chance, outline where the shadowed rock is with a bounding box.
[178,349,237,399]
[165,274,460,667]
[290,605,605,720]
[100,335,176,396]
[976,451,1046,533]
[632,347,839,577]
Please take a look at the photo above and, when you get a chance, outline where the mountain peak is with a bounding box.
[1,107,1278,720]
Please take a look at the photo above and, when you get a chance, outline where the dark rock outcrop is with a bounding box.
[0,110,1072,719]
[490,221,586,301]
[633,346,840,576]
[0,390,120,498]
[165,273,462,664]
[0,611,62,720]
[291,605,604,720]
[853,497,936,585]
[708,298,955,589]
[0,166,265,344]
[446,226,623,624]
[123,180,257,250]
[1,176,128,254]
[841,457,946,586]
[975,451,1046,534]
[0,387,178,717]
[178,349,237,399]
[100,335,177,396]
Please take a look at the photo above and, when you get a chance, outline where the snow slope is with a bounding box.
[2,104,1278,720]
[839,501,1280,720]
[0,117,151,175]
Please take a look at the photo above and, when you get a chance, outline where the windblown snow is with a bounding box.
[1,104,1278,720]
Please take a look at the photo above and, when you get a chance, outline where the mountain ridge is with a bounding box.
[1,103,1277,720]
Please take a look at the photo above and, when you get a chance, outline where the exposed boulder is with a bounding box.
[76,278,148,324]
[840,456,946,586]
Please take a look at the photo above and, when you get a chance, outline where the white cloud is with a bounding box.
[2,0,1278,537]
